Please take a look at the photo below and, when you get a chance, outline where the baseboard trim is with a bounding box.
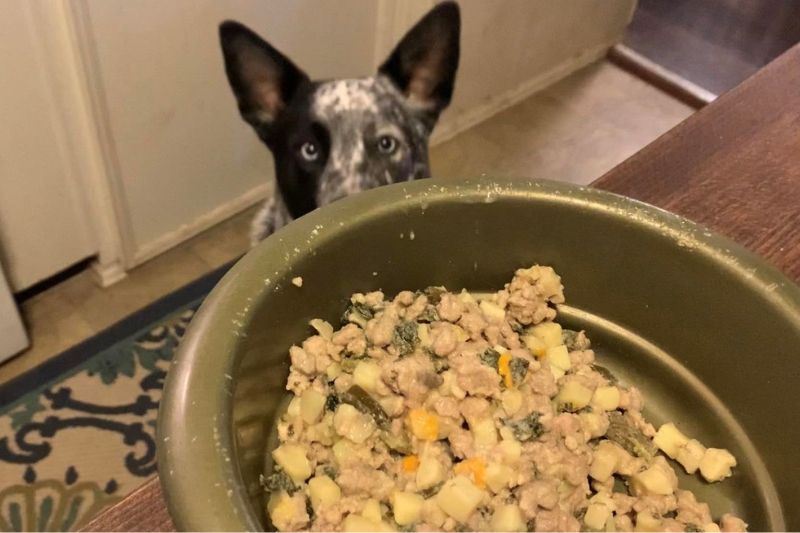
[607,44,716,109]
[430,40,615,146]
[89,259,127,288]
[129,182,272,269]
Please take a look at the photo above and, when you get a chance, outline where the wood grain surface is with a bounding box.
[80,43,800,532]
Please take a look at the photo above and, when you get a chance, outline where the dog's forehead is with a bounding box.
[312,78,401,120]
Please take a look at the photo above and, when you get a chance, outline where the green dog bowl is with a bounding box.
[157,179,799,531]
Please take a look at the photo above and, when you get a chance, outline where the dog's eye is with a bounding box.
[377,135,398,155]
[299,142,319,162]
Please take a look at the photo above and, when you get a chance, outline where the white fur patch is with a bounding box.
[313,79,380,117]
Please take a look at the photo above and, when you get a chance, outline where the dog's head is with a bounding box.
[219,2,460,221]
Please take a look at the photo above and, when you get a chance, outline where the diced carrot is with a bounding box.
[402,455,420,473]
[454,457,486,489]
[406,408,439,441]
[498,353,513,388]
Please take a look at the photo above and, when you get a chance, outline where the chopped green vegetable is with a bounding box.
[684,524,702,532]
[509,357,529,385]
[663,511,678,519]
[419,482,444,499]
[426,349,450,373]
[324,393,340,412]
[380,431,413,455]
[415,306,440,323]
[506,412,544,442]
[557,402,576,414]
[322,465,338,479]
[340,355,368,373]
[341,302,375,326]
[340,385,392,430]
[393,320,419,355]
[563,329,590,351]
[423,286,447,305]
[606,411,657,461]
[509,321,525,334]
[262,470,299,495]
[305,496,315,521]
[480,348,501,370]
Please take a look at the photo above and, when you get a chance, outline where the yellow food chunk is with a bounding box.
[699,448,737,482]
[362,499,382,522]
[497,353,513,387]
[417,457,446,489]
[491,503,526,532]
[435,476,486,523]
[501,388,524,416]
[592,386,621,411]
[529,321,563,348]
[406,408,439,441]
[584,502,612,531]
[402,455,420,473]
[653,423,689,459]
[470,417,499,447]
[556,381,593,410]
[546,345,571,372]
[454,457,486,489]
[300,389,326,425]
[522,335,547,358]
[391,491,424,526]
[353,361,382,392]
[590,440,623,482]
[676,439,706,474]
[272,444,312,484]
[308,475,341,510]
[484,463,514,493]
[343,514,381,532]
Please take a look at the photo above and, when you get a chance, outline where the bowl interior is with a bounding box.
[158,180,800,531]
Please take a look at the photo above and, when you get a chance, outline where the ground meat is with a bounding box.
[449,354,502,397]
[431,323,459,356]
[437,293,463,322]
[534,509,580,532]
[268,264,746,532]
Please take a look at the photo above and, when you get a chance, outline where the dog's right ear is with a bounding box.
[219,21,309,130]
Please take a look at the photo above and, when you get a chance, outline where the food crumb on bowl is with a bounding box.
[292,277,303,288]
[264,264,746,532]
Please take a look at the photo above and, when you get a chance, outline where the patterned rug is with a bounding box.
[0,261,235,532]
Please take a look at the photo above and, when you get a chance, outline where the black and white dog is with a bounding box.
[219,2,460,245]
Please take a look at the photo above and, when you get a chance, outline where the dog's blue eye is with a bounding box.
[300,142,319,162]
[377,135,398,155]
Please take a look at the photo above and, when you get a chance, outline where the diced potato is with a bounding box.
[480,300,506,322]
[418,323,431,348]
[484,463,514,493]
[458,290,477,305]
[333,437,370,465]
[435,476,486,523]
[529,321,563,348]
[453,325,470,342]
[550,365,566,381]
[519,265,562,300]
[546,345,571,371]
[584,502,612,531]
[309,319,334,340]
[580,411,608,439]
[300,389,326,425]
[392,491,424,526]
[334,404,376,444]
[416,457,446,489]
[268,491,305,531]
[590,491,616,512]
[498,438,522,465]
[676,439,706,474]
[326,362,343,380]
[634,512,662,532]
[629,464,675,496]
[471,417,499,447]
[556,381,593,410]
[353,361,382,393]
[491,503,526,532]
[592,386,621,411]
[286,396,301,418]
[422,499,447,528]
[501,388,524,416]
[699,448,737,482]
[308,475,341,510]
[522,335,547,358]
[653,423,689,459]
[272,443,312,484]
[439,371,467,399]
[362,498,382,522]
[703,523,722,532]
[343,514,381,532]
[590,441,622,482]
[407,408,439,441]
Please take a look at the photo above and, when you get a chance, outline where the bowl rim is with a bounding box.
[157,178,797,531]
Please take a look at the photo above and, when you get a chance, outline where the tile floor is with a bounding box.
[0,60,693,386]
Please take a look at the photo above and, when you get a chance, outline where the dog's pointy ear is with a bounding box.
[378,1,460,121]
[219,21,309,129]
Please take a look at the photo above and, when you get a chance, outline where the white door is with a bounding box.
[0,266,28,362]
[0,1,97,292]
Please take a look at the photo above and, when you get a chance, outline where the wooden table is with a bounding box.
[81,43,800,532]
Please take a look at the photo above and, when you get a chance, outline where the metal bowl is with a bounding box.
[157,179,799,531]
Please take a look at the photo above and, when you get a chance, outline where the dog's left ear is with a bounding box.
[378,1,460,123]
